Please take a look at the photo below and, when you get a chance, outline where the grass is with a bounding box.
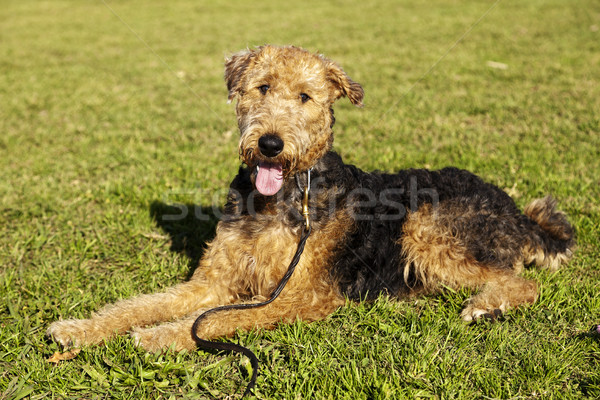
[1,0,600,398]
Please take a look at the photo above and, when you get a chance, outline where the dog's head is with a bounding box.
[225,45,363,196]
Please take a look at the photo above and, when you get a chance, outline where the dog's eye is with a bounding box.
[300,93,311,103]
[258,85,270,95]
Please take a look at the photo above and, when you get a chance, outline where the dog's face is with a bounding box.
[225,45,363,196]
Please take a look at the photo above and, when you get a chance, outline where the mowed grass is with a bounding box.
[1,0,600,398]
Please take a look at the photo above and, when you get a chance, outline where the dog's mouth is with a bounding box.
[255,161,284,196]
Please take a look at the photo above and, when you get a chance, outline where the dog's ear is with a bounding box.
[326,63,364,107]
[225,49,257,103]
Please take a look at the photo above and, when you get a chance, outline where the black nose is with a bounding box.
[258,134,284,158]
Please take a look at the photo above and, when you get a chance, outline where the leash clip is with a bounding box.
[302,186,310,231]
[299,169,311,231]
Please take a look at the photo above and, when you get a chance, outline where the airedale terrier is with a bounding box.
[48,45,575,353]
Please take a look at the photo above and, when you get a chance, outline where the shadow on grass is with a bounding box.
[575,326,600,397]
[576,325,600,343]
[150,201,221,278]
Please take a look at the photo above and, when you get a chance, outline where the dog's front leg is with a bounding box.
[46,272,236,348]
[47,228,256,348]
[131,285,345,352]
[46,223,272,348]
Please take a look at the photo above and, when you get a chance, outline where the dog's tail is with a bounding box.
[521,196,575,270]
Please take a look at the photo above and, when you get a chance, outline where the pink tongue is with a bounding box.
[256,162,283,196]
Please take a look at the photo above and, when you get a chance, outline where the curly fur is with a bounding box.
[47,45,575,352]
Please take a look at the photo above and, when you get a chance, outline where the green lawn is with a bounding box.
[1,0,600,398]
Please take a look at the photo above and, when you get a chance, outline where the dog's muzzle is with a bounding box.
[253,134,285,196]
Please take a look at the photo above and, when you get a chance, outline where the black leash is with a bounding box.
[191,171,312,398]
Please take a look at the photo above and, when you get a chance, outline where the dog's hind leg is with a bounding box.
[458,271,538,321]
[400,202,541,321]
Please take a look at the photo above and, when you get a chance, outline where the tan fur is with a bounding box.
[524,196,571,241]
[230,46,363,175]
[521,196,575,270]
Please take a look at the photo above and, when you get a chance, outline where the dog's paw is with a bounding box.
[461,306,504,322]
[46,319,93,348]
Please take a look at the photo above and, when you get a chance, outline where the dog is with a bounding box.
[47,45,575,353]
